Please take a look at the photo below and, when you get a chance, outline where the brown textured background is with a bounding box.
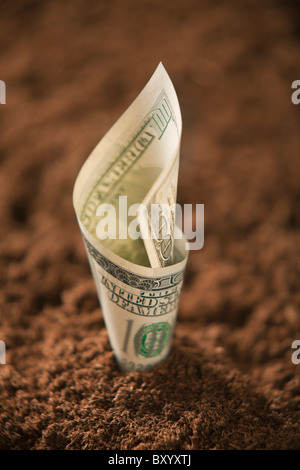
[0,0,300,450]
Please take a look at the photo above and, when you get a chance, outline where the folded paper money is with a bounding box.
[73,63,189,372]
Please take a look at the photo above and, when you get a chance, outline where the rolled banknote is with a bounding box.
[73,63,188,372]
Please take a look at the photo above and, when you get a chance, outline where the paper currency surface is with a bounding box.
[73,63,188,372]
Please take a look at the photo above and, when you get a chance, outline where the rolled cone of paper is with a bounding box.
[72,63,189,372]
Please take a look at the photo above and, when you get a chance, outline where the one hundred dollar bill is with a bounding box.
[73,63,188,372]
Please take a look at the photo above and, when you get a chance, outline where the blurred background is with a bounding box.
[0,0,299,450]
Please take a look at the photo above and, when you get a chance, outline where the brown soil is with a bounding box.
[0,0,299,450]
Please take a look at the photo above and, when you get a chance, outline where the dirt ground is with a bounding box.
[0,0,300,450]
